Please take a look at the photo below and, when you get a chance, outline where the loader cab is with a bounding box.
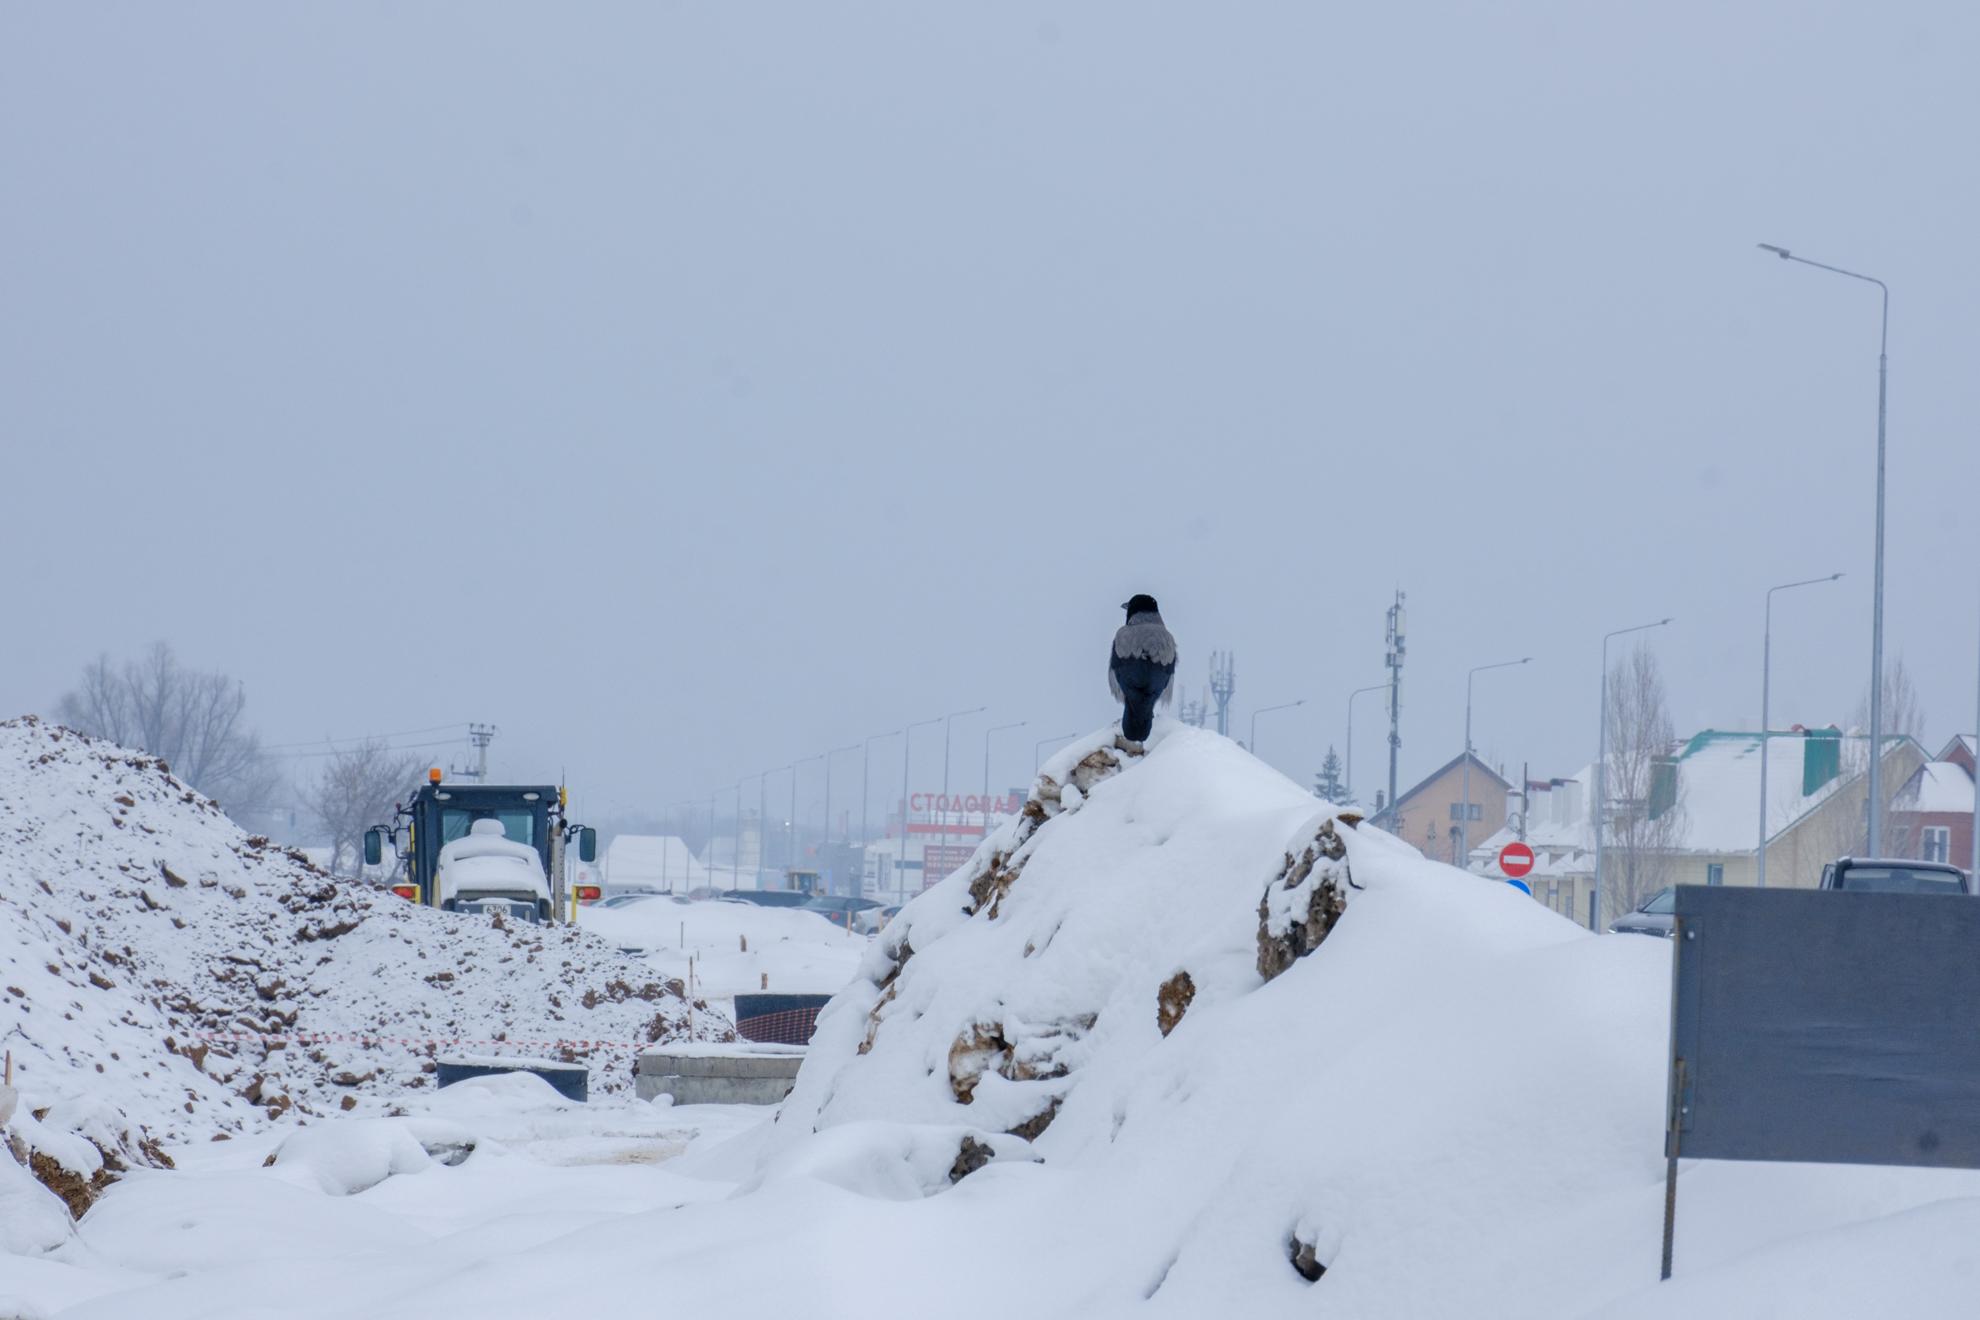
[365,776,596,921]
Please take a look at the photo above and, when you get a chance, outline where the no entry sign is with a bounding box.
[1498,842,1536,879]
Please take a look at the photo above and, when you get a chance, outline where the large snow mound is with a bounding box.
[0,717,727,1171]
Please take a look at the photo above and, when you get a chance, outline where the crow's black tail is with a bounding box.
[1122,696,1156,743]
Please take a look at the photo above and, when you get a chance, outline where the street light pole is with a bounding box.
[939,706,987,886]
[861,730,900,851]
[1249,700,1305,763]
[1345,683,1386,806]
[1462,658,1531,863]
[790,756,821,882]
[1759,243,1890,853]
[983,720,1026,798]
[900,716,941,904]
[821,744,857,891]
[1035,732,1077,772]
[1757,574,1844,886]
[1594,618,1673,930]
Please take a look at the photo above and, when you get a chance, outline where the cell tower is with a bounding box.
[1209,651,1236,737]
[1384,592,1406,824]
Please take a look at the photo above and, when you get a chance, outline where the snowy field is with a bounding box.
[8,722,1980,1318]
[577,895,869,1001]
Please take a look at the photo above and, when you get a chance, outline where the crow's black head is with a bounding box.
[1121,593,1160,618]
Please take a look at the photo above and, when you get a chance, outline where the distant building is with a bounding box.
[1374,752,1512,866]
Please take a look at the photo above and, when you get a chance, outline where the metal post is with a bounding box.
[1758,244,1889,854]
[1248,700,1305,762]
[1594,619,1673,930]
[1462,658,1530,863]
[1386,592,1406,824]
[983,721,1026,799]
[1346,684,1386,806]
[901,717,940,905]
[1758,575,1844,886]
[939,706,985,889]
[1034,732,1077,773]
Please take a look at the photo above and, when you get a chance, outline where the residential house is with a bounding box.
[1468,729,1927,926]
[1889,734,1976,869]
[1375,752,1512,867]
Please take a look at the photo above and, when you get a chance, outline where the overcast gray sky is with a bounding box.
[3,2,1976,828]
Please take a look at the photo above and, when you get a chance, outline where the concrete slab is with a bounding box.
[636,1045,805,1105]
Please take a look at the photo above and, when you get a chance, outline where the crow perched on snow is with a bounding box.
[1110,594,1177,746]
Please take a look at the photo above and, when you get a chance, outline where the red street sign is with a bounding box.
[1498,842,1536,879]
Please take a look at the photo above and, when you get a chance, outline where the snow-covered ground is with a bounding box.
[7,720,1980,1317]
[577,894,868,1002]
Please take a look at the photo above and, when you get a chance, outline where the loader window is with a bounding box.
[440,809,536,848]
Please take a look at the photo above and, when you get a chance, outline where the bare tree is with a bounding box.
[306,741,424,877]
[1843,653,1925,857]
[57,642,281,818]
[1602,642,1685,924]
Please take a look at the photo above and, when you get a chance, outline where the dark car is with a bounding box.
[719,888,813,908]
[801,894,884,929]
[1609,887,1676,938]
[1818,857,1971,895]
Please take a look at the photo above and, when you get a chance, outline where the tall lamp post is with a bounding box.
[1345,683,1387,806]
[822,744,858,891]
[1462,658,1531,862]
[1249,700,1305,762]
[860,730,900,850]
[983,720,1026,799]
[900,716,942,903]
[939,706,987,883]
[1593,618,1673,930]
[1757,574,1844,886]
[790,754,822,880]
[1034,732,1077,772]
[1759,243,1890,854]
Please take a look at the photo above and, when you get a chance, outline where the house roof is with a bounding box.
[1387,751,1511,814]
[1896,761,1975,816]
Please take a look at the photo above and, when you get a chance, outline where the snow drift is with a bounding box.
[0,716,725,1207]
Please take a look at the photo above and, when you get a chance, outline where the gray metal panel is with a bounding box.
[1670,885,1980,1168]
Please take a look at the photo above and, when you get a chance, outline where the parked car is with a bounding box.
[852,904,901,936]
[720,888,813,908]
[1818,857,1971,895]
[801,894,884,929]
[1609,887,1675,938]
[595,892,686,910]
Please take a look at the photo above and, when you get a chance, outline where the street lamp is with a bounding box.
[1249,700,1305,762]
[1759,243,1890,853]
[791,754,823,880]
[758,767,783,888]
[939,706,988,880]
[1345,683,1387,805]
[1593,618,1673,930]
[1461,658,1531,862]
[1757,574,1844,886]
[861,730,900,852]
[1034,732,1077,772]
[983,720,1026,799]
[822,744,858,844]
[900,716,942,903]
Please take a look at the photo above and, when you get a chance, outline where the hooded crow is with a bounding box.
[1110,593,1177,745]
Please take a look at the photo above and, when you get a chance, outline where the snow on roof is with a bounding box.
[1672,732,1845,853]
[1898,761,1976,815]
